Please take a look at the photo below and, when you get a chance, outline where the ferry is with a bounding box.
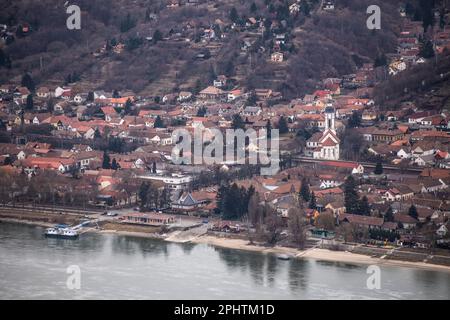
[44,224,79,239]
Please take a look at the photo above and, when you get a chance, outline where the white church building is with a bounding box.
[305,107,340,160]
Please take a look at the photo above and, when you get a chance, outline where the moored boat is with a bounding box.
[276,254,292,261]
[44,225,79,239]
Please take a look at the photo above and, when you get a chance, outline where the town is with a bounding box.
[0,0,450,269]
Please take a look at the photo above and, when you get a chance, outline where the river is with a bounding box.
[0,222,449,300]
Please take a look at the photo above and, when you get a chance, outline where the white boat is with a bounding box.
[276,254,291,261]
[45,225,79,239]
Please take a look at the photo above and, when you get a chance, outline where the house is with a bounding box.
[228,89,243,102]
[199,86,226,100]
[73,94,83,104]
[71,144,93,153]
[339,214,384,230]
[32,113,51,125]
[383,185,414,202]
[397,147,411,159]
[272,194,297,217]
[421,179,447,193]
[394,214,418,230]
[371,129,404,143]
[323,1,335,11]
[178,91,193,102]
[325,200,346,216]
[54,86,71,98]
[36,87,50,98]
[271,52,284,63]
[289,2,300,14]
[110,96,134,108]
[101,106,118,122]
[414,154,435,167]
[436,225,448,237]
[172,190,216,213]
[319,174,344,189]
[243,106,262,117]
[213,75,228,88]
[123,212,175,226]
[21,157,75,173]
[73,151,102,169]
[211,221,243,233]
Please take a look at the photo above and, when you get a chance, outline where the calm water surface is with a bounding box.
[0,222,449,300]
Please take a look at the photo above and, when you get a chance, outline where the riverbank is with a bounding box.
[192,235,450,273]
[2,215,450,273]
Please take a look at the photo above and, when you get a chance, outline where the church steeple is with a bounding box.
[324,106,336,134]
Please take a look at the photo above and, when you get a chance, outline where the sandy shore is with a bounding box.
[192,235,450,273]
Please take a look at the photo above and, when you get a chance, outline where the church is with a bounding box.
[305,107,340,160]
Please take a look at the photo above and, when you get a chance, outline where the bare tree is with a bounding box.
[288,208,307,249]
[316,212,336,231]
[264,205,283,245]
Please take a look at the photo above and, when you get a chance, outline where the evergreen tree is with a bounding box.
[344,175,359,214]
[358,196,370,216]
[374,157,383,175]
[87,91,94,102]
[439,11,445,30]
[154,115,165,128]
[348,111,361,128]
[159,188,169,209]
[385,205,394,222]
[124,98,133,115]
[229,7,239,23]
[0,48,12,68]
[374,53,387,67]
[278,116,289,134]
[419,0,435,32]
[94,128,101,139]
[139,182,150,211]
[153,29,163,44]
[300,1,310,16]
[111,158,119,170]
[26,94,33,110]
[232,114,245,130]
[419,39,435,59]
[408,205,418,220]
[102,151,111,169]
[247,92,257,105]
[113,89,120,98]
[250,2,258,13]
[266,119,272,138]
[152,161,157,174]
[196,106,207,117]
[21,73,35,92]
[120,13,136,33]
[309,191,317,210]
[300,178,311,202]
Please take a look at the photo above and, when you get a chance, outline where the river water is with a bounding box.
[0,222,449,300]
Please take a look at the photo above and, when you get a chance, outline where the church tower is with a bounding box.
[324,106,336,134]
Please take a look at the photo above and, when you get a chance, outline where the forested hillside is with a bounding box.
[0,0,420,98]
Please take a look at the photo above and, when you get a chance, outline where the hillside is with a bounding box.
[0,0,404,99]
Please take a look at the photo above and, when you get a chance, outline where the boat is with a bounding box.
[276,254,292,261]
[44,225,79,239]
